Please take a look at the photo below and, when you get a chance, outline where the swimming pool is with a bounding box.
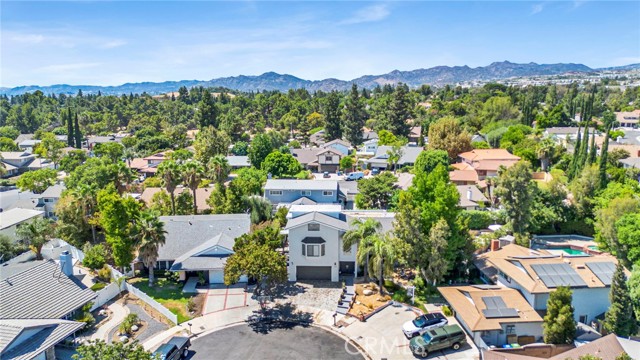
[550,248,588,256]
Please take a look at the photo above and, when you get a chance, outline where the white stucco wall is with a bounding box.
[287,222,345,282]
[532,287,609,324]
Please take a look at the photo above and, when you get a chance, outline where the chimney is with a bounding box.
[467,187,473,201]
[60,250,73,277]
[491,239,501,252]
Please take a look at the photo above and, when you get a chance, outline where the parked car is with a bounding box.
[371,168,380,175]
[323,171,331,178]
[402,312,448,338]
[154,336,191,360]
[344,171,364,181]
[409,324,466,358]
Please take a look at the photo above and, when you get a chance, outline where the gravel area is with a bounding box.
[273,281,343,312]
[108,301,169,342]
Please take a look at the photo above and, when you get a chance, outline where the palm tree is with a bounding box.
[208,155,231,185]
[244,195,272,224]
[114,162,135,194]
[343,218,382,282]
[123,148,136,168]
[362,233,397,292]
[69,184,98,242]
[182,160,205,214]
[134,210,167,286]
[536,138,555,172]
[386,145,404,173]
[15,217,55,260]
[157,160,182,215]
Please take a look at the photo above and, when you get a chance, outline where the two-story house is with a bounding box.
[474,243,620,326]
[457,149,521,181]
[264,179,340,206]
[316,148,344,173]
[292,139,352,173]
[615,109,640,128]
[40,184,65,219]
[0,152,36,177]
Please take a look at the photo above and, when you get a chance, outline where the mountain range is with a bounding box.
[2,61,638,96]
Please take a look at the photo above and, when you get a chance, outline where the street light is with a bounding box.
[187,322,192,335]
[333,312,338,327]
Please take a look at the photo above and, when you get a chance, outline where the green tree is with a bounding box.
[339,156,354,172]
[261,151,302,178]
[16,168,57,193]
[248,133,275,169]
[244,195,272,225]
[82,242,106,271]
[97,186,141,269]
[386,144,404,172]
[355,172,398,209]
[38,132,65,168]
[15,217,55,260]
[603,262,638,337]
[134,210,167,286]
[224,242,287,295]
[495,161,535,240]
[194,89,219,128]
[342,218,382,282]
[616,212,640,267]
[207,154,231,184]
[362,232,399,292]
[0,137,18,151]
[66,108,74,147]
[157,160,182,215]
[74,112,82,149]
[59,150,87,173]
[380,83,412,137]
[323,91,342,141]
[234,167,267,196]
[421,218,450,285]
[182,161,205,214]
[194,126,230,163]
[543,286,576,344]
[0,126,20,140]
[414,150,449,177]
[342,84,367,146]
[377,130,400,146]
[599,110,616,188]
[628,266,640,323]
[536,138,556,172]
[93,142,124,162]
[427,116,473,161]
[231,141,249,156]
[0,234,27,262]
[72,340,155,360]
[595,197,640,256]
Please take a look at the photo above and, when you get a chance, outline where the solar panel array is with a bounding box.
[585,262,616,286]
[531,263,587,288]
[481,296,519,319]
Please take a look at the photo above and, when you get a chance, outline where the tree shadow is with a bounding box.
[268,282,307,300]
[246,302,314,334]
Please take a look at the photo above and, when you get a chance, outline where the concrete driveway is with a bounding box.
[339,304,479,360]
[203,284,257,315]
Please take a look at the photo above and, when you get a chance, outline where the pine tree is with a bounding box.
[66,107,74,147]
[74,112,82,149]
[599,111,616,188]
[604,263,638,337]
[323,91,342,141]
[383,83,412,137]
[568,123,582,179]
[587,130,597,165]
[342,84,367,146]
[543,286,576,344]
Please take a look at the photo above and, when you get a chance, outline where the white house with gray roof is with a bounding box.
[0,208,45,241]
[364,145,423,170]
[264,179,341,206]
[0,319,85,360]
[153,214,251,284]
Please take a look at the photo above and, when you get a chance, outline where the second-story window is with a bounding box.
[301,190,311,196]
[323,191,333,196]
[269,190,283,196]
[308,223,320,231]
[325,156,333,162]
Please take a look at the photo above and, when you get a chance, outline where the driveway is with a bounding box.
[339,304,479,360]
[186,323,364,360]
[203,284,257,314]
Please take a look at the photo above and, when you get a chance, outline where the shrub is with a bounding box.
[97,265,112,282]
[75,302,95,326]
[119,313,139,335]
[186,298,197,313]
[82,243,107,271]
[90,282,107,291]
[460,210,495,230]
[442,305,453,316]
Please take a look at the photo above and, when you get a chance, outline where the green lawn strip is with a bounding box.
[128,277,193,323]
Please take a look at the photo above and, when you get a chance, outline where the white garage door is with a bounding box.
[209,270,225,284]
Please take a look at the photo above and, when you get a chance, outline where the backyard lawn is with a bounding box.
[128,277,199,323]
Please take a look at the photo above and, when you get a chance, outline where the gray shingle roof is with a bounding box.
[0,208,44,230]
[41,184,65,199]
[170,233,235,271]
[157,214,250,261]
[226,156,250,167]
[284,212,349,231]
[264,179,338,191]
[290,197,317,205]
[0,261,96,319]
[0,319,84,360]
[368,145,424,165]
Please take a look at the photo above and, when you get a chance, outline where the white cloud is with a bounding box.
[99,40,127,49]
[35,62,102,73]
[609,57,640,67]
[341,4,390,25]
[8,33,45,44]
[531,3,545,15]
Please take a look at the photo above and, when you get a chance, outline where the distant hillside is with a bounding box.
[1,61,632,96]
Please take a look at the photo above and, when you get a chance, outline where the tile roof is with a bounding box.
[0,319,84,360]
[620,157,640,168]
[449,170,479,182]
[127,158,148,170]
[474,244,621,294]
[139,187,212,212]
[0,261,96,319]
[0,208,44,230]
[284,212,349,231]
[438,285,543,331]
[473,159,519,171]
[0,152,34,161]
[459,149,521,162]
[289,197,317,205]
[157,214,250,261]
[264,179,338,191]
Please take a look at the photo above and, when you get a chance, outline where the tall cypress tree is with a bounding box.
[604,263,638,337]
[568,122,582,179]
[323,91,342,141]
[74,112,82,149]
[587,130,597,165]
[599,111,616,188]
[66,107,74,147]
[543,286,576,344]
[342,84,367,147]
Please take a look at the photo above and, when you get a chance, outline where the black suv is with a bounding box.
[154,336,191,360]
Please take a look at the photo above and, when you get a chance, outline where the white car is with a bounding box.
[402,312,448,338]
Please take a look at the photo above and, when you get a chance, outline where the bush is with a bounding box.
[119,313,139,335]
[442,305,453,316]
[186,298,197,313]
[75,302,95,326]
[90,282,107,291]
[82,243,107,271]
[460,210,495,230]
[97,265,112,282]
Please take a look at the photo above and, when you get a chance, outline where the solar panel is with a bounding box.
[531,263,587,288]
[481,296,519,318]
[482,309,503,318]
[482,296,507,309]
[585,262,616,286]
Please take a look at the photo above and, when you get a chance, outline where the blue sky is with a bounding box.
[1,1,639,87]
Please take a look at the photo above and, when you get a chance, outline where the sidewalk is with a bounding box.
[91,302,129,342]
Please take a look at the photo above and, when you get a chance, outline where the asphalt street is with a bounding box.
[187,322,364,360]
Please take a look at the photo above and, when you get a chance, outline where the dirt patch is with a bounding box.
[348,283,391,318]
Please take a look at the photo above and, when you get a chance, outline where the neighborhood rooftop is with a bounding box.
[0,319,85,360]
[0,208,44,231]
[264,179,339,191]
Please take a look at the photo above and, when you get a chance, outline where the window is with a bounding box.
[269,190,283,196]
[301,190,311,196]
[505,325,516,335]
[308,223,320,231]
[303,243,325,257]
[579,315,588,324]
[44,198,53,203]
[323,191,333,196]
[325,156,333,162]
